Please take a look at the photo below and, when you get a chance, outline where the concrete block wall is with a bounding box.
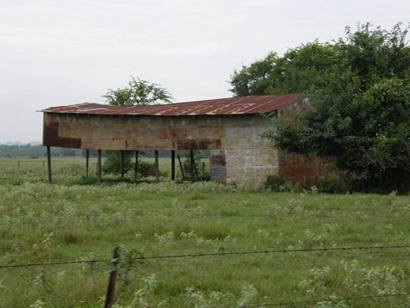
[222,119,279,188]
[44,113,280,187]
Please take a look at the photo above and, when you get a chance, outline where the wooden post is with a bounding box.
[97,149,102,183]
[85,149,90,178]
[177,154,185,180]
[154,150,159,182]
[120,150,125,179]
[134,151,139,182]
[171,150,176,181]
[104,247,120,308]
[193,152,199,178]
[190,149,198,180]
[46,146,52,183]
[189,150,194,179]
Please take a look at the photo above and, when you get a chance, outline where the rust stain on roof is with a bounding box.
[42,95,300,116]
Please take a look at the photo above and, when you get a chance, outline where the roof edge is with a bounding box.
[41,94,302,116]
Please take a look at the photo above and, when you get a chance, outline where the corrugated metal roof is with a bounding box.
[42,95,300,116]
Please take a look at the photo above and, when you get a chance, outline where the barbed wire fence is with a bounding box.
[1,244,410,307]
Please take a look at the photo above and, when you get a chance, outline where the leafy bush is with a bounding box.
[317,178,350,194]
[102,151,132,174]
[265,175,286,191]
[265,175,302,192]
[103,151,158,177]
[266,175,352,193]
[137,160,156,177]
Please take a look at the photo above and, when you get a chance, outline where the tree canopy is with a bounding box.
[231,23,410,191]
[231,42,338,96]
[104,76,172,106]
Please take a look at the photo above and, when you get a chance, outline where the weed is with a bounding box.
[0,158,409,306]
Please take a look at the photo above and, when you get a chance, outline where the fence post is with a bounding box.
[85,149,89,178]
[177,154,185,180]
[120,150,125,179]
[47,146,52,183]
[190,149,198,180]
[104,247,120,308]
[134,151,139,182]
[154,150,159,182]
[171,150,176,181]
[97,149,102,183]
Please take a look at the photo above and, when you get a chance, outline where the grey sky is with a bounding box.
[1,0,409,142]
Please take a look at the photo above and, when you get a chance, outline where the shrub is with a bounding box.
[102,151,132,174]
[103,151,157,177]
[137,160,156,177]
[265,175,285,191]
[317,178,350,194]
[265,175,302,192]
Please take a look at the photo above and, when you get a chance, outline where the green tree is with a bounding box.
[104,76,172,106]
[230,42,338,96]
[232,23,410,192]
[103,77,173,175]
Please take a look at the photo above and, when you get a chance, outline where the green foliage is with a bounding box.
[264,175,285,191]
[102,151,132,174]
[230,42,338,95]
[137,159,157,177]
[264,175,302,192]
[316,178,350,194]
[233,23,410,192]
[102,151,157,177]
[103,76,173,106]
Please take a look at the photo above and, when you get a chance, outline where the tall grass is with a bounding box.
[0,158,409,306]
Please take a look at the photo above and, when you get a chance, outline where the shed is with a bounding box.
[42,94,324,186]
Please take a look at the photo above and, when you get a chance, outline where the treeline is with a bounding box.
[0,144,83,158]
[0,145,211,159]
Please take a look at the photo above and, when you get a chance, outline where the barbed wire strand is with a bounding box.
[0,244,409,270]
[0,258,107,269]
[137,244,410,261]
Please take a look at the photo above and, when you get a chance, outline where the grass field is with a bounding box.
[0,155,184,185]
[0,157,409,307]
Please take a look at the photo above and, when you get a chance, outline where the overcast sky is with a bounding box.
[1,0,409,142]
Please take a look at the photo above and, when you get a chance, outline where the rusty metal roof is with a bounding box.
[42,95,300,116]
